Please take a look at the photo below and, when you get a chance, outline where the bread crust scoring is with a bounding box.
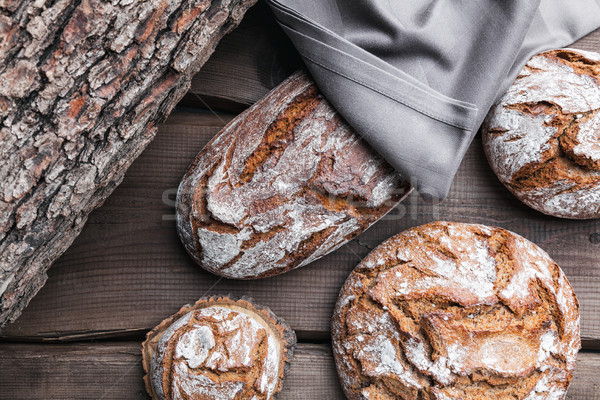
[332,221,580,400]
[176,70,411,279]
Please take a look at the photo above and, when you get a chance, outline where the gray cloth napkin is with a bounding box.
[266,0,600,200]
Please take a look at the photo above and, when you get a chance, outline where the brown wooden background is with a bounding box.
[1,3,599,399]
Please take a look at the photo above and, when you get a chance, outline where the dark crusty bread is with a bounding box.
[332,221,580,400]
[483,49,600,219]
[142,295,296,400]
[176,70,411,279]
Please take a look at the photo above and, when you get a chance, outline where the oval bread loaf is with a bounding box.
[332,221,580,400]
[483,49,600,219]
[176,70,411,279]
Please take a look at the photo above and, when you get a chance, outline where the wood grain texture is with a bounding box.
[572,29,600,52]
[1,110,600,349]
[0,342,597,400]
[182,1,302,113]
[0,0,258,328]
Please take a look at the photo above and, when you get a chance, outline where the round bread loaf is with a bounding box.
[142,296,296,400]
[176,70,411,279]
[332,221,580,400]
[483,49,600,219]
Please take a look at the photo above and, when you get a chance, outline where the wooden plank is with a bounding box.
[1,110,600,347]
[569,352,600,400]
[0,342,598,399]
[0,342,343,400]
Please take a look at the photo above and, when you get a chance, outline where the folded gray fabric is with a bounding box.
[266,0,600,200]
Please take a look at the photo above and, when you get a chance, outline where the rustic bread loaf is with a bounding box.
[332,221,580,400]
[176,70,411,279]
[142,295,295,400]
[483,49,600,219]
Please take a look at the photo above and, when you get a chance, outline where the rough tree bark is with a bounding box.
[0,0,257,327]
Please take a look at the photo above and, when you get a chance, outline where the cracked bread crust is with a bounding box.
[142,295,296,400]
[332,221,580,400]
[176,70,411,279]
[483,49,600,219]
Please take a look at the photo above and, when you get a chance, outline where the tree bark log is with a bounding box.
[0,0,257,327]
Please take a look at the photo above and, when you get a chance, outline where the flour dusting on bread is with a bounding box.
[142,296,296,400]
[332,221,580,400]
[176,71,411,279]
[483,49,600,219]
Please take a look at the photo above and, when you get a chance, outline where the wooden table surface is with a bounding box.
[1,3,600,399]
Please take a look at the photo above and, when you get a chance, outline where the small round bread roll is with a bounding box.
[332,221,580,400]
[142,296,296,400]
[483,48,600,219]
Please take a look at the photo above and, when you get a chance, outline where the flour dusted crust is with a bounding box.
[176,70,411,279]
[332,221,580,400]
[142,296,296,400]
[483,49,600,219]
